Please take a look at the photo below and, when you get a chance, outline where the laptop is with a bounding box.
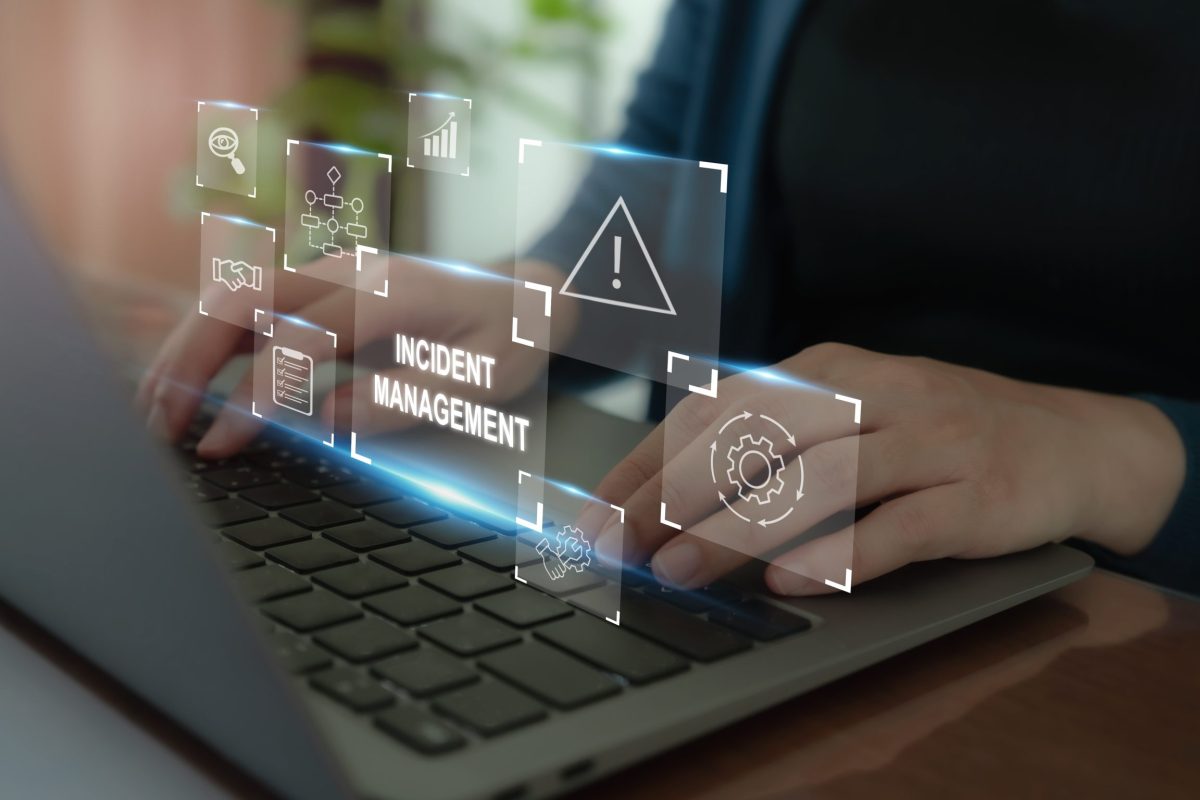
[0,180,1092,800]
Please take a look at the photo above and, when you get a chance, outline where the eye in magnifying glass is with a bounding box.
[208,127,246,175]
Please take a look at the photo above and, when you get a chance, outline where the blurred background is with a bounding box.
[0,0,670,351]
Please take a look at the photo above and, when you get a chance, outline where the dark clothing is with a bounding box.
[538,0,1200,593]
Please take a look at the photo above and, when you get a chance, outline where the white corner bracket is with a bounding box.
[659,501,682,531]
[605,610,621,627]
[834,394,862,425]
[666,351,718,398]
[511,281,552,348]
[518,138,543,165]
[824,568,853,594]
[698,161,728,194]
[350,432,372,465]
[514,470,543,532]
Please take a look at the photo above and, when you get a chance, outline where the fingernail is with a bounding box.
[652,541,701,588]
[146,402,169,439]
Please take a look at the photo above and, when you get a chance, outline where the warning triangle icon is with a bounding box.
[558,196,677,316]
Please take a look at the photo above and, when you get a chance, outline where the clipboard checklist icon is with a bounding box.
[273,346,314,416]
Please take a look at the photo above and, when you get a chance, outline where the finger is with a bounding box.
[649,428,957,588]
[196,367,261,458]
[146,315,251,441]
[764,483,972,595]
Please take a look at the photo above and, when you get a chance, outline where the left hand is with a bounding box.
[580,343,1184,595]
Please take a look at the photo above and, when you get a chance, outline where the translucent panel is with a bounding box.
[406,92,472,177]
[251,313,341,448]
[661,363,860,592]
[513,142,726,384]
[195,100,259,198]
[282,140,392,292]
[348,252,547,531]
[196,213,276,334]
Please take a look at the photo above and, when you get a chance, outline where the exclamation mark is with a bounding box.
[612,235,622,289]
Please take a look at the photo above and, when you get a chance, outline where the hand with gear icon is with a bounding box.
[535,525,593,581]
[726,434,787,505]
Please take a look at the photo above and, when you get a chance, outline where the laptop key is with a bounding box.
[420,564,514,601]
[234,564,310,603]
[475,586,574,628]
[643,584,715,613]
[322,480,402,508]
[366,498,446,528]
[239,482,320,510]
[536,615,687,685]
[190,481,227,502]
[310,667,394,713]
[202,498,268,528]
[375,706,465,755]
[315,617,417,663]
[419,613,521,656]
[267,539,357,574]
[409,519,496,549]
[263,590,362,632]
[571,590,751,662]
[370,541,460,575]
[365,585,461,626]
[433,681,546,737]
[214,538,263,570]
[224,518,311,550]
[708,599,812,641]
[269,629,332,674]
[323,520,411,552]
[481,641,620,709]
[283,463,357,489]
[459,538,542,571]
[280,501,363,531]
[203,466,278,492]
[314,562,407,598]
[520,564,606,597]
[371,648,478,698]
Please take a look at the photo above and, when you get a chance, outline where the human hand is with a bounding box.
[580,343,1185,595]
[137,256,572,459]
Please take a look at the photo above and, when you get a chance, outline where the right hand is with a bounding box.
[137,256,571,459]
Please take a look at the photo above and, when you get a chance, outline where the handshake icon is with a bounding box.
[212,258,263,292]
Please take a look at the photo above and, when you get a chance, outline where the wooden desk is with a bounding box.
[578,570,1200,799]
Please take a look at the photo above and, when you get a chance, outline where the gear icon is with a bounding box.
[726,434,787,506]
[556,525,593,573]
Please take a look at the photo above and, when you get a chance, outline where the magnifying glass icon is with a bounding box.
[208,127,245,175]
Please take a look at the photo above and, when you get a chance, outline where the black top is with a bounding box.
[766,0,1200,399]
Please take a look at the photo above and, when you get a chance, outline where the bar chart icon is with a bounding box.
[407,94,471,175]
[421,113,458,160]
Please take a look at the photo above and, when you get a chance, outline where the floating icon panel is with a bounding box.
[283,140,392,291]
[348,252,548,533]
[196,212,275,333]
[513,141,726,383]
[406,93,472,176]
[661,370,860,593]
[195,101,259,197]
[252,313,340,448]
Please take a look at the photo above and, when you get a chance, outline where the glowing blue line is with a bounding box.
[209,213,268,230]
[398,253,512,283]
[412,91,463,101]
[205,99,257,111]
[295,140,384,158]
[566,141,666,160]
[719,359,832,394]
[543,477,604,505]
[274,312,325,332]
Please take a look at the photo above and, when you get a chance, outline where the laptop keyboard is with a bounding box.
[178,418,813,755]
